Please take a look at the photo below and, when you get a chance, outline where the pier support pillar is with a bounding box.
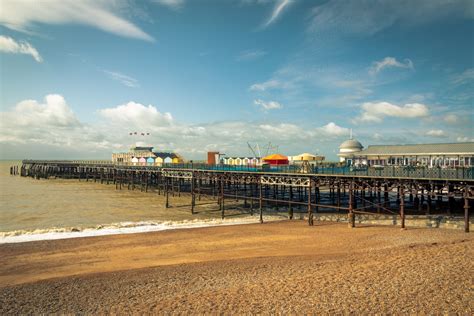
[348,183,355,228]
[400,186,406,229]
[259,179,263,224]
[165,178,170,208]
[191,176,195,214]
[464,187,470,233]
[288,185,293,220]
[220,177,225,219]
[308,179,313,226]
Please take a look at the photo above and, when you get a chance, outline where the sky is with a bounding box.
[0,0,473,160]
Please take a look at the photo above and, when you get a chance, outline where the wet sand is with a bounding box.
[0,221,472,314]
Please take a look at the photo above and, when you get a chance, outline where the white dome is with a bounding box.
[339,139,363,150]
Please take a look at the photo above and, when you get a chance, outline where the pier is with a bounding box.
[16,160,474,232]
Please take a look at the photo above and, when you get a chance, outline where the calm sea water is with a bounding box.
[0,161,262,241]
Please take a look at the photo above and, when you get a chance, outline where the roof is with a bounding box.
[297,153,317,157]
[153,152,178,159]
[339,139,363,149]
[131,146,154,152]
[356,142,474,156]
[263,153,288,160]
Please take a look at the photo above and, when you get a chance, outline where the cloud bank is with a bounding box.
[1,94,356,159]
[0,35,42,62]
[355,101,430,123]
[0,0,154,41]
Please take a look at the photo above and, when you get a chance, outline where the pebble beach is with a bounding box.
[1,221,472,314]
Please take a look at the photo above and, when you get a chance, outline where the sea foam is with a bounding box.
[0,216,286,244]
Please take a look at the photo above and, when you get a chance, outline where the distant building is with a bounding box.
[289,153,325,163]
[207,152,226,165]
[338,141,474,167]
[220,156,262,166]
[262,154,289,165]
[338,138,364,164]
[112,146,184,166]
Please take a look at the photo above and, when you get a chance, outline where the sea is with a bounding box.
[0,161,280,244]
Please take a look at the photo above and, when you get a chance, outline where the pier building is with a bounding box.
[262,154,289,165]
[112,146,184,166]
[338,141,474,167]
[338,138,364,164]
[289,153,325,163]
[220,156,262,166]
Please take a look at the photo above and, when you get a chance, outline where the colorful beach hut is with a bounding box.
[263,154,289,165]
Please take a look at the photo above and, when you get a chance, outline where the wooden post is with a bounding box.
[308,179,313,226]
[400,186,405,229]
[464,187,470,233]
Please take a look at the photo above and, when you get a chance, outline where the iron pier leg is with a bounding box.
[400,186,406,229]
[464,187,470,233]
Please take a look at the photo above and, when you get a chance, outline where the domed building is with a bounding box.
[337,137,364,164]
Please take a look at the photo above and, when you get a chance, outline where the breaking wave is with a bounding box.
[0,215,286,244]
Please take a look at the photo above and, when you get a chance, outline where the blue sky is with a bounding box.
[0,0,473,160]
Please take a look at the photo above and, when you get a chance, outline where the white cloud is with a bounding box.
[236,49,267,61]
[425,129,446,137]
[0,35,42,62]
[316,122,349,137]
[254,99,282,110]
[443,114,458,124]
[450,68,474,85]
[263,0,293,27]
[98,102,173,127]
[457,136,474,142]
[369,57,413,75]
[103,70,139,88]
[355,101,430,123]
[0,0,154,41]
[249,79,282,91]
[308,0,474,36]
[152,0,184,10]
[2,94,79,128]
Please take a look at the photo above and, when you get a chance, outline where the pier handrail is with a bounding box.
[20,160,474,181]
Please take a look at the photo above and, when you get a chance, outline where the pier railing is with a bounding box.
[160,163,474,180]
[20,160,474,180]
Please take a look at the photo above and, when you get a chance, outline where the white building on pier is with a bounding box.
[338,141,474,167]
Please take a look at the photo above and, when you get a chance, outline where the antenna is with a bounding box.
[247,142,258,158]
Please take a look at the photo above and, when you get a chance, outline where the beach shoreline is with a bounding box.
[1,221,472,313]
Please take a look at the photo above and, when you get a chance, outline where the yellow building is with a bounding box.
[289,153,325,163]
